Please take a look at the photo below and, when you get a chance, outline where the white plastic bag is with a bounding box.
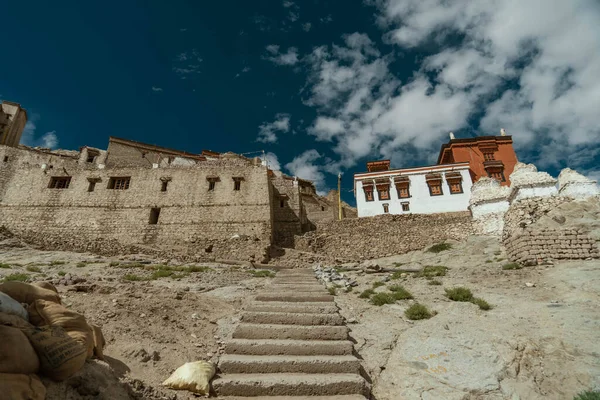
[162,361,215,395]
[0,292,28,320]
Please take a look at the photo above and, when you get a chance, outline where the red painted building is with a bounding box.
[437,134,518,186]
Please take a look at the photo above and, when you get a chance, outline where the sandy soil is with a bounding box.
[0,242,268,399]
[332,236,600,400]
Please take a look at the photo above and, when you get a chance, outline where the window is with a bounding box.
[86,150,99,163]
[208,181,216,191]
[377,186,390,200]
[448,180,463,194]
[364,188,374,202]
[3,156,8,162]
[483,151,495,161]
[280,199,285,208]
[161,180,169,192]
[48,176,71,189]
[108,177,131,190]
[395,177,410,199]
[426,173,443,196]
[382,203,389,213]
[88,181,96,192]
[402,202,410,212]
[489,170,506,182]
[149,208,161,225]
[207,176,219,191]
[321,206,325,211]
[233,177,244,191]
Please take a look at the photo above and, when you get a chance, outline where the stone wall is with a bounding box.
[270,173,304,247]
[0,145,273,262]
[505,228,599,266]
[502,196,570,241]
[294,212,474,262]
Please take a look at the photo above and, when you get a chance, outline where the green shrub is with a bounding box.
[426,243,452,253]
[494,250,502,256]
[445,287,474,302]
[502,262,522,270]
[26,266,42,273]
[428,279,442,285]
[184,265,212,273]
[123,274,146,281]
[574,391,600,400]
[420,265,448,279]
[2,273,30,282]
[372,281,385,288]
[0,263,11,269]
[58,271,66,276]
[496,258,505,262]
[358,289,375,299]
[250,270,276,278]
[388,285,413,300]
[327,287,336,295]
[109,261,120,267]
[405,303,434,320]
[485,259,493,263]
[345,286,353,293]
[370,293,396,306]
[472,297,492,310]
[50,260,66,266]
[76,262,87,268]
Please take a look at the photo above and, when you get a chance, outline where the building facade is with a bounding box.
[0,101,27,148]
[355,162,473,217]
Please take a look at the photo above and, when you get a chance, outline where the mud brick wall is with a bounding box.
[0,145,273,262]
[270,175,304,247]
[504,228,599,266]
[294,212,475,262]
[502,196,570,241]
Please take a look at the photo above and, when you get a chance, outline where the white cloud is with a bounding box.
[151,87,163,92]
[262,152,281,170]
[302,23,312,32]
[285,149,327,192]
[283,1,295,8]
[173,49,203,78]
[20,120,59,149]
[257,113,291,143]
[264,46,299,66]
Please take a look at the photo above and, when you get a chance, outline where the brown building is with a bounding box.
[437,132,518,186]
[0,108,353,261]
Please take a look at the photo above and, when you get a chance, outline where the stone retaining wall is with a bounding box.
[505,228,599,266]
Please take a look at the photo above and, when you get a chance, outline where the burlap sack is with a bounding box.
[0,282,61,305]
[0,311,34,330]
[162,361,216,395]
[0,325,40,374]
[28,300,94,359]
[32,281,58,294]
[0,373,46,400]
[90,324,106,360]
[22,325,87,381]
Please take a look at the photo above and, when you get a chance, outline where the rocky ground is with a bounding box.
[0,239,271,399]
[1,234,599,399]
[327,236,600,400]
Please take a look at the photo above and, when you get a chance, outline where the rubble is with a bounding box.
[313,265,358,291]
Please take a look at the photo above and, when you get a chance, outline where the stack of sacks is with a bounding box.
[0,281,105,400]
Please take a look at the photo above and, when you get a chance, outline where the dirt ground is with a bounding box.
[1,234,599,399]
[0,241,268,399]
[332,236,600,400]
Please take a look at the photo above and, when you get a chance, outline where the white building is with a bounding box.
[354,160,473,217]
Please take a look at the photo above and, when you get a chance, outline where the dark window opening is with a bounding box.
[233,177,243,191]
[88,181,96,192]
[3,156,8,162]
[108,177,131,190]
[280,199,285,208]
[161,181,168,192]
[149,208,161,225]
[402,202,410,212]
[208,181,216,191]
[382,203,389,213]
[86,150,99,163]
[321,206,325,211]
[488,170,506,182]
[48,176,71,189]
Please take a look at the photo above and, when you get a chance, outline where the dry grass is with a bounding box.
[426,243,452,253]
[405,303,435,320]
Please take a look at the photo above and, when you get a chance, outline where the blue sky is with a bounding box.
[1,0,599,205]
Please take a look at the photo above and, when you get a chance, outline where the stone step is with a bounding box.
[233,324,348,340]
[213,373,367,397]
[245,302,339,314]
[255,294,334,303]
[241,311,344,326]
[224,339,354,356]
[218,396,368,400]
[271,281,320,285]
[268,285,325,291]
[218,355,361,374]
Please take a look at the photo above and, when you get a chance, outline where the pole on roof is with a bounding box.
[338,173,342,221]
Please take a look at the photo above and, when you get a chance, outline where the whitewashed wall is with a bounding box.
[355,167,473,217]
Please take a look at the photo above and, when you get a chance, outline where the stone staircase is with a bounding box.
[213,269,370,399]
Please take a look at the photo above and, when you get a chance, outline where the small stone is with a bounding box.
[207,352,213,357]
[191,313,199,320]
[191,333,197,339]
[525,282,536,287]
[140,313,146,318]
[347,318,357,324]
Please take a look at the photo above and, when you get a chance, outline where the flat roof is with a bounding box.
[437,135,512,164]
[109,136,207,161]
[354,162,470,179]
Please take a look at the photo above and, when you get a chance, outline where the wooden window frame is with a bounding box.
[448,179,463,194]
[233,177,244,191]
[483,151,495,161]
[377,186,390,201]
[48,176,71,189]
[488,169,506,182]
[401,202,410,212]
[382,203,389,214]
[108,177,131,190]
[427,180,443,196]
[149,208,161,225]
[363,187,374,202]
[207,176,220,191]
